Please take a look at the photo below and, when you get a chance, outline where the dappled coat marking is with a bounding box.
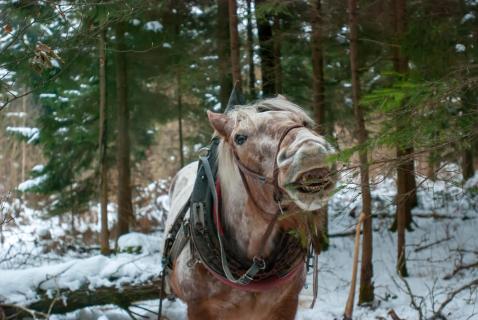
[165,97,335,320]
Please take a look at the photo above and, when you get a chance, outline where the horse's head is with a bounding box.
[208,96,336,212]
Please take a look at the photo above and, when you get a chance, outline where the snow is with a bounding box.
[17,174,48,191]
[0,165,477,319]
[455,43,466,52]
[32,164,44,172]
[130,19,141,26]
[6,126,38,138]
[0,251,162,304]
[6,126,40,143]
[39,93,57,99]
[144,21,163,32]
[5,112,27,118]
[190,6,203,16]
[462,12,475,23]
[64,90,81,96]
[117,232,162,254]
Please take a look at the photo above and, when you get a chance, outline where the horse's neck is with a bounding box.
[218,153,278,259]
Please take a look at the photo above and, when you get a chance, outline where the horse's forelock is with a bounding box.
[254,97,315,128]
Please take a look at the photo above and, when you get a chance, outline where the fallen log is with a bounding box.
[2,277,163,317]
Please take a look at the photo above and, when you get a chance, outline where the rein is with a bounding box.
[205,123,304,285]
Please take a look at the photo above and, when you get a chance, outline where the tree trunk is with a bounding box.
[254,0,275,96]
[396,149,409,277]
[2,278,163,316]
[310,0,326,135]
[218,0,233,110]
[177,72,184,168]
[272,15,282,94]
[392,0,416,228]
[21,90,26,182]
[426,151,437,181]
[392,0,411,275]
[115,22,133,239]
[228,0,241,89]
[310,0,329,250]
[461,91,475,182]
[246,0,256,99]
[98,28,110,255]
[462,147,474,181]
[348,0,375,304]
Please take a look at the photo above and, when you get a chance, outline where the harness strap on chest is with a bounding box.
[199,155,269,285]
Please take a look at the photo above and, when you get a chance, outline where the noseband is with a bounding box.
[230,124,304,214]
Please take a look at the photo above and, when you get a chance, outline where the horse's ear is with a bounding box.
[207,111,233,138]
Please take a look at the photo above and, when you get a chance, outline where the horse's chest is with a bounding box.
[170,247,304,319]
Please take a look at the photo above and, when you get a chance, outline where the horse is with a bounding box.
[164,96,336,320]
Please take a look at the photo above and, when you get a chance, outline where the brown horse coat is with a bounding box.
[165,97,335,320]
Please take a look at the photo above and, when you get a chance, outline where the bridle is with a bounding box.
[229,123,304,215]
[211,122,305,286]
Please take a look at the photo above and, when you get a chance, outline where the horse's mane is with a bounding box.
[216,96,315,191]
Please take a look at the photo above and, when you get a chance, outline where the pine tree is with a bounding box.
[218,0,233,110]
[348,0,375,304]
[255,0,275,96]
[98,26,110,255]
[310,0,326,135]
[115,21,133,239]
[246,0,257,99]
[393,0,410,277]
[229,0,242,89]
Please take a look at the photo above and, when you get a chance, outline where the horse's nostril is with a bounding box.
[278,149,288,163]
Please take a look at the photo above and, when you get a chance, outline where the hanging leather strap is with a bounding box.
[200,155,275,285]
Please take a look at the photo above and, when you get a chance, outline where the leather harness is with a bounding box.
[161,123,308,290]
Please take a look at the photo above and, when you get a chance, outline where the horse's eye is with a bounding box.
[234,134,248,145]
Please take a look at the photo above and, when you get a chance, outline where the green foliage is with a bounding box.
[1,0,477,217]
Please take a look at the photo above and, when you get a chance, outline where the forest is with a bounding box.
[0,0,477,319]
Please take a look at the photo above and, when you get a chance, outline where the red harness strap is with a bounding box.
[210,179,304,292]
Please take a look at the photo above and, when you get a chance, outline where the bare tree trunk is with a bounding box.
[392,0,416,229]
[6,278,164,316]
[254,0,275,96]
[348,0,374,304]
[11,139,18,187]
[177,72,184,168]
[21,91,26,182]
[310,0,329,251]
[462,147,474,181]
[246,0,256,99]
[115,22,133,239]
[396,150,409,277]
[426,151,437,181]
[272,15,282,94]
[461,90,475,182]
[229,0,241,89]
[98,28,110,255]
[392,0,410,276]
[310,0,326,135]
[218,0,233,110]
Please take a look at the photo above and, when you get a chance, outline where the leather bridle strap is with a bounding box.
[231,124,304,214]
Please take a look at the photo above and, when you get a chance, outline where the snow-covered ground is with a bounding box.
[1,165,477,319]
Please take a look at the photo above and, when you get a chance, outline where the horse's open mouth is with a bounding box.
[290,168,333,194]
